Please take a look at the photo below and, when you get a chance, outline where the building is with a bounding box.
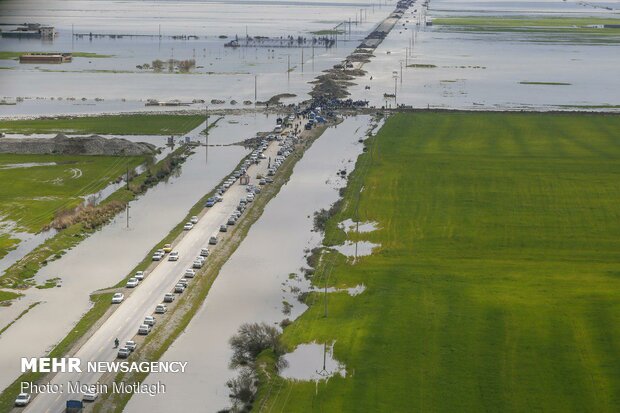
[19,53,72,64]
[1,23,56,39]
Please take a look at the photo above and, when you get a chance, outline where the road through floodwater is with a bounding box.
[0,114,277,392]
[125,115,373,412]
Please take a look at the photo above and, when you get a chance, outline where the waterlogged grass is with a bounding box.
[0,289,22,305]
[0,234,19,260]
[0,153,144,233]
[255,112,620,412]
[435,17,620,28]
[407,63,437,68]
[0,51,113,60]
[0,113,205,135]
[311,29,344,35]
[434,17,620,39]
[0,147,189,288]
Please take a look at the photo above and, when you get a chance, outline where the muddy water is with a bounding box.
[0,0,391,116]
[280,342,346,381]
[348,2,620,110]
[125,115,372,412]
[0,115,277,392]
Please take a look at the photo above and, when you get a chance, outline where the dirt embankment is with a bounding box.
[0,134,156,156]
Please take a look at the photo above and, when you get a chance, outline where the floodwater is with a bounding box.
[0,225,58,275]
[280,342,347,381]
[333,240,380,260]
[0,162,57,169]
[0,136,171,276]
[125,115,372,412]
[0,115,277,392]
[339,219,379,233]
[348,0,620,110]
[0,0,393,116]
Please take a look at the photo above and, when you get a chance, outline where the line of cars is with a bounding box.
[120,128,295,358]
[13,119,302,409]
[110,129,299,385]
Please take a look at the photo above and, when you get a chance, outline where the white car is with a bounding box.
[134,271,145,281]
[125,341,137,352]
[83,391,98,402]
[209,236,218,245]
[200,248,210,257]
[111,293,124,304]
[163,293,175,303]
[185,269,196,278]
[144,316,156,326]
[190,215,199,224]
[138,324,151,335]
[168,251,180,261]
[117,347,130,359]
[192,260,203,269]
[14,393,31,407]
[126,278,139,288]
[155,304,167,314]
[152,252,163,261]
[183,222,194,230]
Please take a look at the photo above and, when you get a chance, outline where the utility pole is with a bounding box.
[126,204,130,228]
[126,166,129,190]
[205,105,209,144]
[400,60,403,83]
[205,105,209,164]
[301,48,304,72]
[287,54,290,78]
[254,75,257,102]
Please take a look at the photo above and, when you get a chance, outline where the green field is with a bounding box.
[0,153,144,235]
[435,17,620,28]
[434,17,620,39]
[0,114,205,135]
[255,112,620,412]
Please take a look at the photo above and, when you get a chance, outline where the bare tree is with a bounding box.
[229,322,285,368]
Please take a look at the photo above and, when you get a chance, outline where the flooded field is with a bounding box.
[0,0,393,116]
[125,115,371,412]
[0,114,275,392]
[348,0,620,109]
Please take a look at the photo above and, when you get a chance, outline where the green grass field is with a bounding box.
[0,153,144,234]
[435,17,620,28]
[434,17,620,39]
[255,112,620,412]
[0,114,205,135]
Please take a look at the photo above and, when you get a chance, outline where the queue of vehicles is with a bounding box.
[15,122,301,409]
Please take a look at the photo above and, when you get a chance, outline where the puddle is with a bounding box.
[338,219,379,233]
[333,240,380,260]
[0,162,57,169]
[280,342,346,381]
[314,283,366,297]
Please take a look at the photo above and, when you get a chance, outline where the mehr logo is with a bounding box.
[21,358,82,373]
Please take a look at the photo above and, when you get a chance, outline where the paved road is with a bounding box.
[23,136,285,413]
